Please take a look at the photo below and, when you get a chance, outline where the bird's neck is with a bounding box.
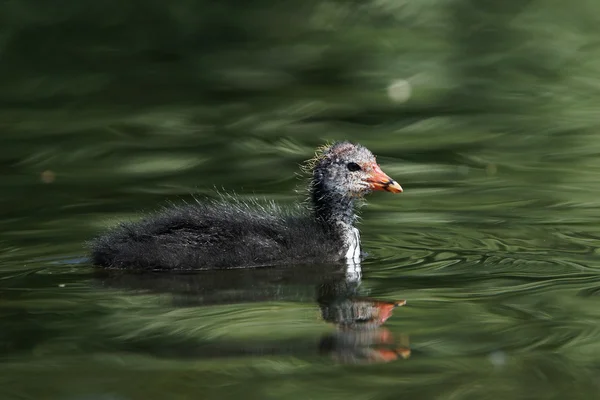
[311,181,361,262]
[311,185,356,228]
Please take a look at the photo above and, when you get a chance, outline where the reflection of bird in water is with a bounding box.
[94,266,410,365]
[320,298,406,329]
[319,328,411,364]
[317,278,405,329]
[317,278,410,364]
[93,263,349,306]
[89,142,402,270]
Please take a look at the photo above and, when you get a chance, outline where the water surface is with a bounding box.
[2,1,600,399]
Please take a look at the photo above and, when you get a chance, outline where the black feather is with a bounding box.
[88,198,343,270]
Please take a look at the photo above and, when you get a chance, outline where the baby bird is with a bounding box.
[89,141,402,270]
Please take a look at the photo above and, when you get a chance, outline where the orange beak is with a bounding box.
[366,163,403,193]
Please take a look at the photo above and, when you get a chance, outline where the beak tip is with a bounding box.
[388,181,403,193]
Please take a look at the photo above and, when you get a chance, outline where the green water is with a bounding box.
[2,1,600,399]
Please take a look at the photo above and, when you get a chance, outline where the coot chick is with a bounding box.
[89,141,402,270]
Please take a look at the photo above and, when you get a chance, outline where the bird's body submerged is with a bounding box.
[89,142,402,270]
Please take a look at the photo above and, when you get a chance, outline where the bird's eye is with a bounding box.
[347,162,362,172]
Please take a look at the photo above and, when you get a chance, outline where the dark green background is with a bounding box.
[1,1,600,399]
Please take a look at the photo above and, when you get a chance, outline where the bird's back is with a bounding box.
[89,198,343,270]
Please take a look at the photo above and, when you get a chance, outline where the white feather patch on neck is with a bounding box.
[344,227,361,263]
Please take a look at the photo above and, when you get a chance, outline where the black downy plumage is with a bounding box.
[88,142,402,270]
